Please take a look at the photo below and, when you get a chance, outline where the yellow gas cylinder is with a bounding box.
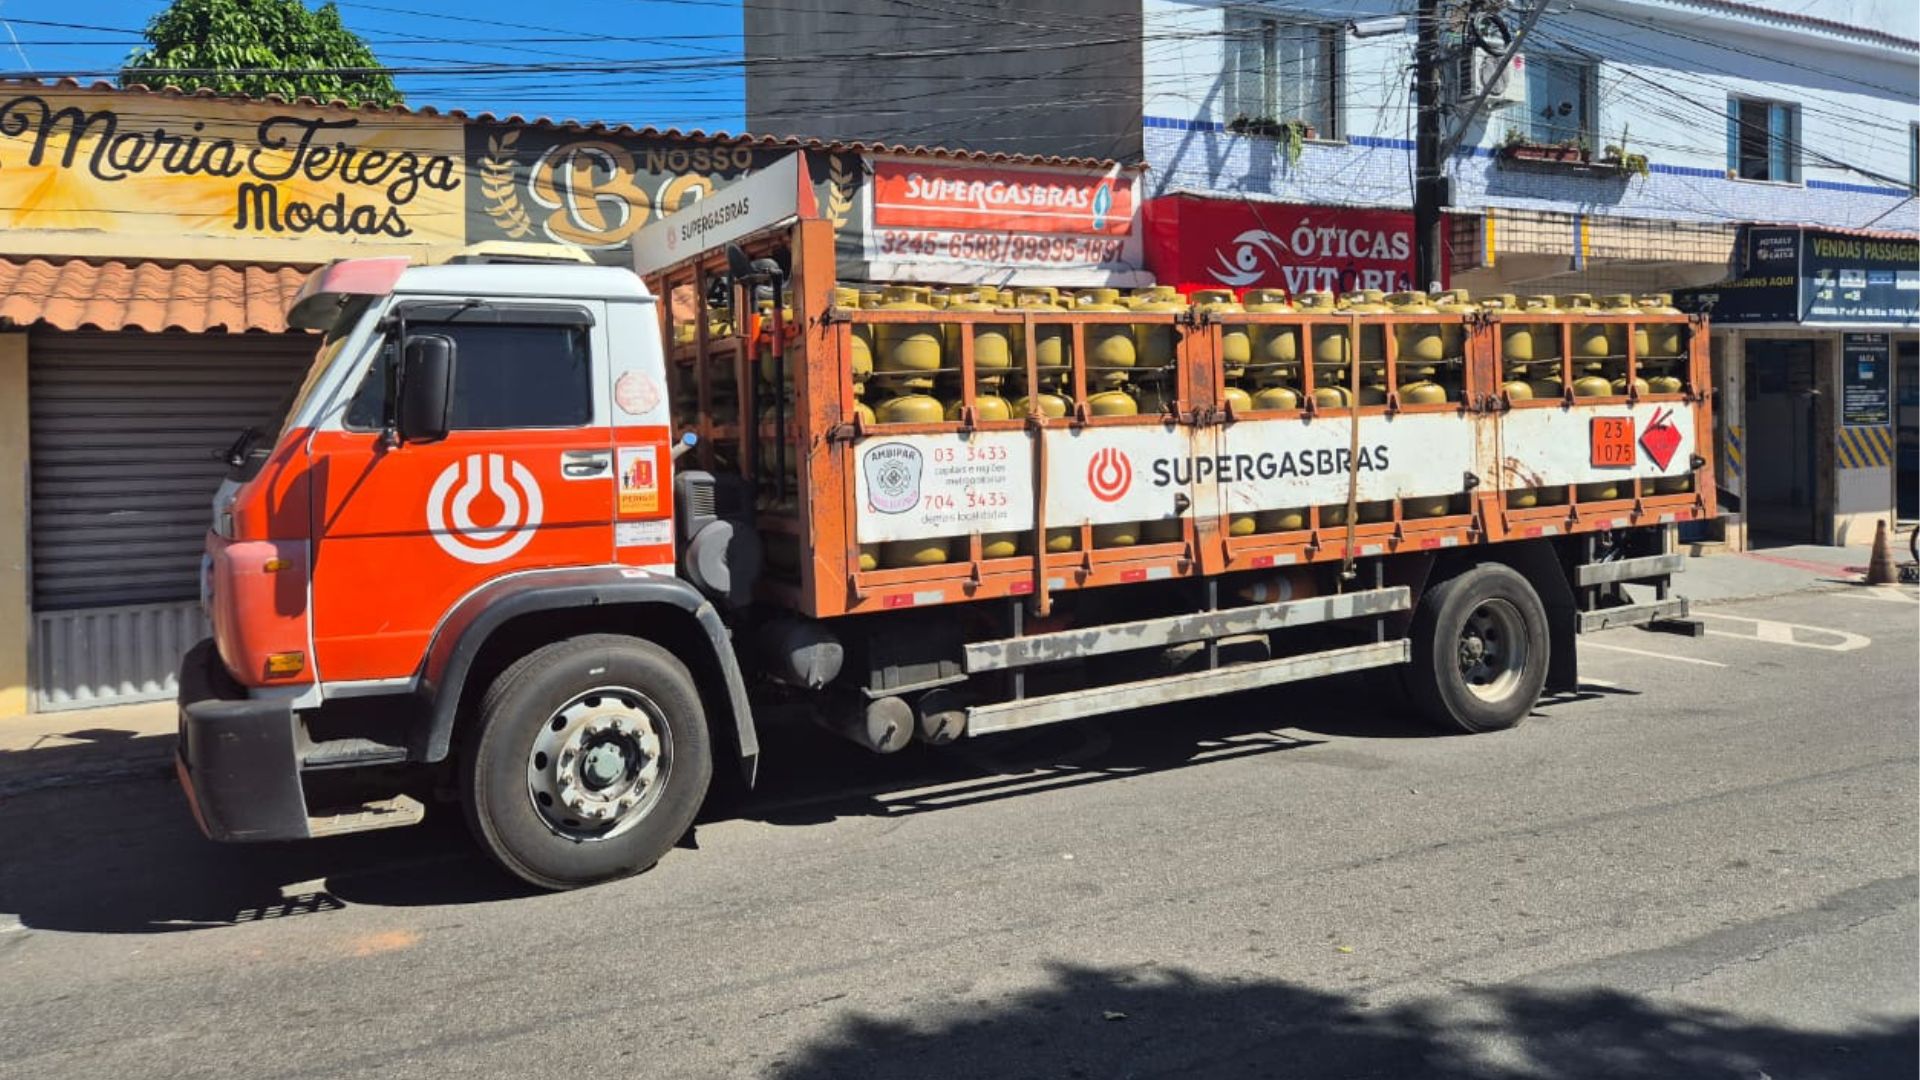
[1251,384,1302,411]
[875,390,946,424]
[1558,292,1607,361]
[1635,293,1683,358]
[1610,374,1651,396]
[945,288,1014,384]
[1298,291,1348,403]
[946,393,1014,422]
[882,537,951,567]
[1224,385,1255,413]
[1388,290,1444,365]
[981,532,1021,559]
[858,546,879,571]
[1045,528,1079,553]
[853,397,876,426]
[1129,286,1187,371]
[1300,290,1345,362]
[1016,288,1070,379]
[1433,288,1474,363]
[1257,507,1307,532]
[1015,387,1071,418]
[875,286,944,391]
[1075,288,1137,388]
[1088,384,1139,417]
[1193,289,1251,377]
[1501,293,1555,364]
[835,286,874,388]
[1244,288,1300,385]
[1339,290,1391,404]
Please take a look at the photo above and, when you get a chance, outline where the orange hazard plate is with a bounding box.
[1590,416,1635,468]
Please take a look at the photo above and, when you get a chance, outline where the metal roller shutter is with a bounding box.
[29,330,315,708]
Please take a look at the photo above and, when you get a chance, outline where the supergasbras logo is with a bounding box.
[427,454,544,564]
[864,442,923,514]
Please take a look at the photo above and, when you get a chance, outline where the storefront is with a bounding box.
[1678,225,1918,547]
[1140,194,1423,295]
[0,79,1141,714]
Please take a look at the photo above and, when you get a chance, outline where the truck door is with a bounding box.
[306,300,615,683]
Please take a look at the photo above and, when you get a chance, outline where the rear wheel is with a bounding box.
[1407,564,1549,734]
[462,634,711,889]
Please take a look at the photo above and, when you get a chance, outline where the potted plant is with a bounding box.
[1227,115,1320,166]
[1497,128,1589,165]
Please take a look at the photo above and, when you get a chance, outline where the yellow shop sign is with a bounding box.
[0,88,465,256]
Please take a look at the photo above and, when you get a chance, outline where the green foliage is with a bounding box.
[120,0,402,107]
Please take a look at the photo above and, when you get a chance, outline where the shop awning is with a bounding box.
[0,257,313,334]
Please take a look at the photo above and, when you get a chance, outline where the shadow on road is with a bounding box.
[0,672,1604,935]
[766,961,1918,1080]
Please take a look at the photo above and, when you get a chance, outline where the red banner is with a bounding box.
[1142,195,1440,295]
[872,160,1134,236]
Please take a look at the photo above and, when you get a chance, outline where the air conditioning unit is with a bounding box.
[1452,50,1525,109]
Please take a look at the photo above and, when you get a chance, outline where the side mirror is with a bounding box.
[398,333,455,443]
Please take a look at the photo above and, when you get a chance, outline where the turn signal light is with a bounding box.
[263,558,290,572]
[265,652,306,677]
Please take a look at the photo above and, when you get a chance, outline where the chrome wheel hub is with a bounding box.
[527,687,671,841]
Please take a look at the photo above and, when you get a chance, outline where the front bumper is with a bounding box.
[176,639,310,842]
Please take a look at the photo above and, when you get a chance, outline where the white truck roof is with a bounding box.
[394,263,654,302]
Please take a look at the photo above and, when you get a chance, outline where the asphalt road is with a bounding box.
[1,584,1915,1079]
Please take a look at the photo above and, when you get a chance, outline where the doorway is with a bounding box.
[1744,339,1824,544]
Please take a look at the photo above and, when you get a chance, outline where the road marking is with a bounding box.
[1579,676,1621,688]
[1831,587,1918,604]
[1694,612,1871,652]
[1582,641,1727,667]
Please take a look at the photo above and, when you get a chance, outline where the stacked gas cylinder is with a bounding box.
[1491,292,1691,508]
[842,284,1500,568]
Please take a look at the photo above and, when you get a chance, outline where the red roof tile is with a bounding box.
[0,257,313,333]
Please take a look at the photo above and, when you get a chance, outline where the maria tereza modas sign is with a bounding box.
[0,92,465,246]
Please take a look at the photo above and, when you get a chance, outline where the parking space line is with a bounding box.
[1582,642,1727,667]
[1695,612,1871,652]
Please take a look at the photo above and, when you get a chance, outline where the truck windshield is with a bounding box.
[223,297,373,480]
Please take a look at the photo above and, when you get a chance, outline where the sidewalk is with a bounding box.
[0,700,176,798]
[1673,542,1881,605]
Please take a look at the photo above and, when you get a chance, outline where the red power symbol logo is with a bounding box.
[1087,447,1133,503]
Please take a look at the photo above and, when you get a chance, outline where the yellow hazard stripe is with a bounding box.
[1837,426,1893,469]
[1724,424,1744,478]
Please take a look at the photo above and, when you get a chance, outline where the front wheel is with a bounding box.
[462,634,712,889]
[1407,564,1549,734]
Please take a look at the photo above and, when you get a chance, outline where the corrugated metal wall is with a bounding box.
[28,330,315,710]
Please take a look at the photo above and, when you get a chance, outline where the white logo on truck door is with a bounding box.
[427,454,544,564]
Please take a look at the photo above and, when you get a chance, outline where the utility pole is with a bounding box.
[1412,0,1445,293]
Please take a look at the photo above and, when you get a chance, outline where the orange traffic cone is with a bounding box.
[1865,519,1897,585]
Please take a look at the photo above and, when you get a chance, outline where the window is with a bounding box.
[1525,55,1594,146]
[1729,96,1801,183]
[1909,123,1917,191]
[346,319,593,431]
[1226,11,1338,137]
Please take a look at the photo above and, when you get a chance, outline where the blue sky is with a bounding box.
[0,0,748,130]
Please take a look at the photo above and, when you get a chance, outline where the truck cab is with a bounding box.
[179,251,757,886]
